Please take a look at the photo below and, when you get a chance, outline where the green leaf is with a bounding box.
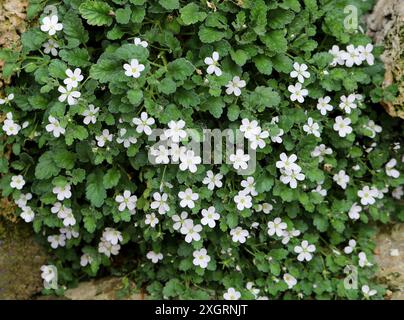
[35,152,60,180]
[59,48,91,68]
[103,167,121,189]
[180,3,207,25]
[48,60,68,79]
[63,10,89,47]
[127,89,144,106]
[159,0,179,10]
[167,58,195,81]
[260,30,287,53]
[21,29,47,53]
[198,26,226,43]
[79,0,113,26]
[253,55,273,75]
[230,49,249,66]
[158,77,177,94]
[86,170,107,207]
[201,97,224,119]
[54,150,76,170]
[116,5,131,24]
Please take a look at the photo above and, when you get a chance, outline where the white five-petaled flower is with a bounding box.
[172,211,188,231]
[358,44,374,65]
[43,39,59,56]
[311,144,332,162]
[2,118,21,136]
[358,251,373,267]
[134,37,148,48]
[58,86,81,105]
[317,96,333,115]
[52,184,72,201]
[339,94,357,114]
[223,288,241,300]
[362,285,377,299]
[385,159,400,178]
[20,206,35,223]
[333,116,352,137]
[250,128,269,150]
[348,202,362,220]
[123,59,145,78]
[133,112,155,135]
[179,149,201,173]
[202,170,223,190]
[64,68,84,89]
[357,186,378,205]
[15,193,32,208]
[267,217,287,237]
[10,175,25,190]
[204,51,222,76]
[82,104,99,125]
[294,240,316,262]
[46,116,65,138]
[225,76,246,96]
[151,145,170,164]
[333,170,350,189]
[178,188,199,209]
[40,265,57,283]
[276,153,300,172]
[117,128,137,148]
[192,248,211,268]
[364,120,382,138]
[288,83,308,103]
[145,213,159,227]
[47,234,66,249]
[281,228,301,245]
[165,120,187,142]
[80,253,93,267]
[230,149,250,170]
[279,167,305,189]
[0,93,14,104]
[329,45,346,66]
[201,206,220,228]
[240,119,261,140]
[182,220,202,243]
[341,45,362,67]
[95,129,113,147]
[241,176,258,196]
[150,192,170,215]
[146,251,163,263]
[234,191,252,211]
[283,273,297,289]
[40,15,63,36]
[230,226,249,243]
[344,239,357,254]
[115,190,137,212]
[290,62,310,83]
[303,117,320,137]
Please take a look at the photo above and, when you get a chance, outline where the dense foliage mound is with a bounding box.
[0,0,402,299]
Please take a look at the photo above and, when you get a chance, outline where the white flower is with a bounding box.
[267,217,287,237]
[276,153,300,172]
[280,168,305,189]
[95,129,113,147]
[52,184,72,201]
[179,150,201,173]
[58,86,81,105]
[182,220,202,243]
[358,252,373,267]
[339,94,357,114]
[328,45,346,66]
[311,144,332,162]
[294,240,316,262]
[333,170,350,189]
[178,188,199,209]
[51,202,71,219]
[288,83,308,103]
[225,76,246,96]
[316,96,333,115]
[392,186,403,200]
[150,192,170,215]
[201,206,220,228]
[240,119,261,140]
[281,228,301,245]
[47,234,66,249]
[63,68,84,89]
[256,202,273,214]
[123,59,145,78]
[151,145,170,164]
[172,211,188,231]
[344,239,356,254]
[15,193,32,208]
[0,93,14,104]
[385,159,400,178]
[341,45,362,67]
[80,253,93,267]
[20,206,35,223]
[98,239,120,257]
[82,104,99,125]
[192,248,211,268]
[290,62,310,83]
[146,251,163,263]
[271,128,284,143]
[134,37,148,48]
[250,129,269,150]
[362,285,377,298]
[241,176,258,196]
[312,184,327,197]
[132,112,155,135]
[145,213,159,227]
[230,227,249,243]
[246,282,260,298]
[116,128,137,148]
[40,15,63,35]
[43,39,59,56]
[204,51,222,76]
[223,287,241,300]
[45,116,65,138]
[283,273,297,289]
[234,192,252,211]
[358,43,374,65]
[10,175,25,190]
[202,170,223,190]
[60,227,79,239]
[2,119,21,136]
[102,228,123,245]
[165,120,187,142]
[115,190,137,212]
[41,265,57,283]
[348,202,362,220]
[358,186,378,205]
[333,116,352,137]
[230,149,250,170]
[63,211,76,227]
[169,143,186,162]
[364,120,382,138]
[303,117,320,137]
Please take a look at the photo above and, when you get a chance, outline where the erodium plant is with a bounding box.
[0,0,403,299]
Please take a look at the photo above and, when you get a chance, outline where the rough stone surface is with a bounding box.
[374,224,404,300]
